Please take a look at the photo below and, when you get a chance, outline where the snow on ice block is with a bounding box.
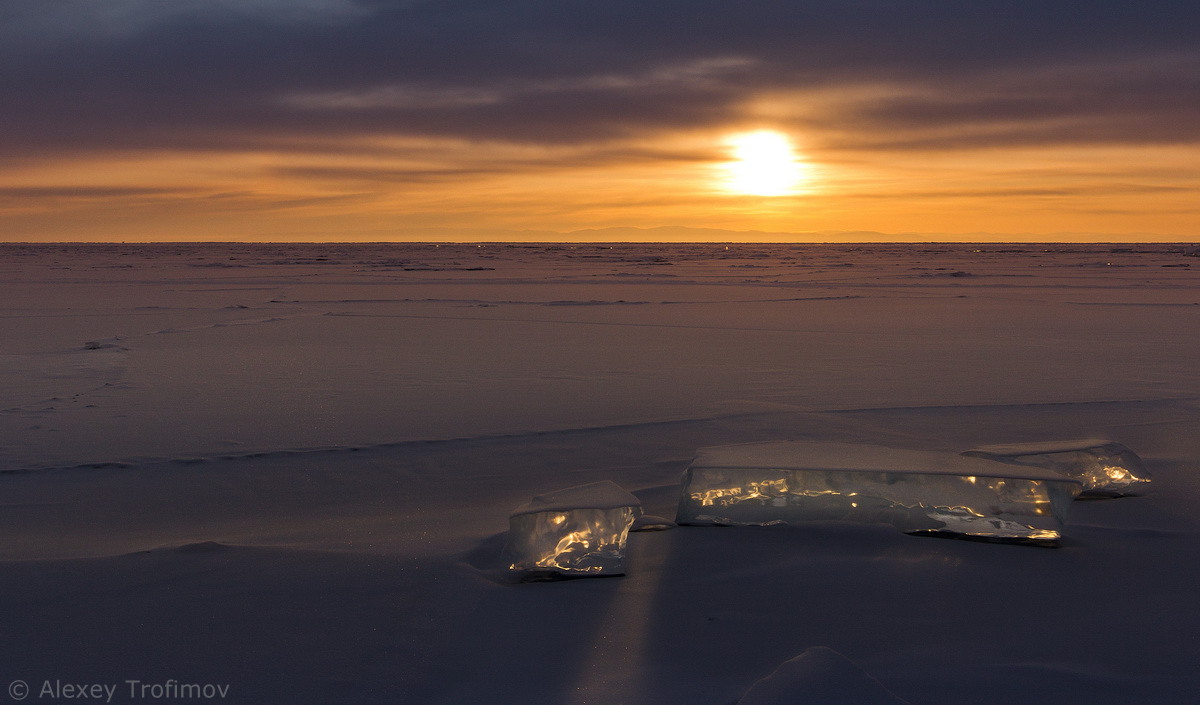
[503,481,642,577]
[961,439,1151,497]
[676,442,1082,545]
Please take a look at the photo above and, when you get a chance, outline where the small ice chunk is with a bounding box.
[676,442,1081,544]
[962,439,1151,497]
[503,481,641,577]
[738,646,912,705]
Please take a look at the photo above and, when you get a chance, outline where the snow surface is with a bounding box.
[737,647,913,705]
[509,479,642,516]
[2,242,1199,704]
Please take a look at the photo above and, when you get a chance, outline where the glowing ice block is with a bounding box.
[503,481,642,577]
[676,442,1082,544]
[962,439,1151,497]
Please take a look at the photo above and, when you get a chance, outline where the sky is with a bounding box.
[2,0,1199,242]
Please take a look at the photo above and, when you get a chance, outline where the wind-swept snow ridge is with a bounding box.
[738,647,912,705]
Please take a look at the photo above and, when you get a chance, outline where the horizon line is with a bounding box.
[4,240,1199,246]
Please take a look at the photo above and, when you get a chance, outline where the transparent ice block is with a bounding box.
[676,442,1082,545]
[503,481,642,577]
[962,439,1151,497]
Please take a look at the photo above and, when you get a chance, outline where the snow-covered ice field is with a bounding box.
[2,242,1198,704]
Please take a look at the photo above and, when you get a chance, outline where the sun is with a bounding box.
[721,130,806,196]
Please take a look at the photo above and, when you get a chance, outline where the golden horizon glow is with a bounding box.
[722,130,806,196]
[3,4,1198,243]
[2,131,1198,242]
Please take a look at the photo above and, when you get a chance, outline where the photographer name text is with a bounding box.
[7,680,229,702]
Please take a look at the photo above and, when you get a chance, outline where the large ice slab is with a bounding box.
[503,481,642,577]
[676,442,1082,544]
[961,439,1151,497]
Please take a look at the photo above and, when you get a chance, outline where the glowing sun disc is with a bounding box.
[723,130,804,196]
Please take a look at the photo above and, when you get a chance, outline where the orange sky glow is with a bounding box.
[2,3,1197,243]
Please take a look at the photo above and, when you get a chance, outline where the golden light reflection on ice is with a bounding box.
[678,466,1073,544]
[505,507,638,575]
[1104,465,1133,483]
[1025,529,1062,541]
[527,527,608,572]
[964,442,1152,497]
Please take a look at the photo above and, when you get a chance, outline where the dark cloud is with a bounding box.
[3,0,1200,157]
[272,143,713,184]
[813,52,1200,149]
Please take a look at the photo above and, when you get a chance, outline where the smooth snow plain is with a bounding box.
[1,242,1198,704]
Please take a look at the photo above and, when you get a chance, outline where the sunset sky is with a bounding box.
[2,0,1198,242]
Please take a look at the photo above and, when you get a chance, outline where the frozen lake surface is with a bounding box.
[1,242,1198,704]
